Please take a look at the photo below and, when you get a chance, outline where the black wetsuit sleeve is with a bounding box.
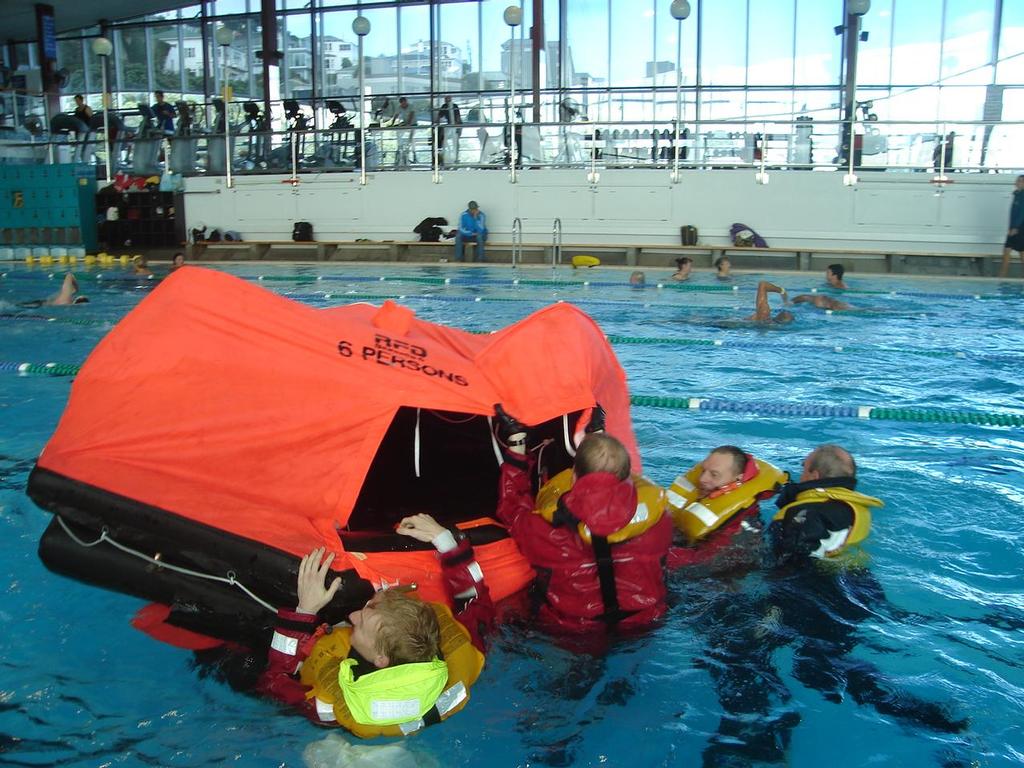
[771,501,855,559]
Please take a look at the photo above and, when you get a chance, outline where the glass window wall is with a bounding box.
[748,0,795,87]
[793,0,841,86]
[890,0,940,85]
[996,0,1024,85]
[700,0,747,87]
[566,0,608,91]
[857,0,893,86]
[398,3,431,95]
[941,0,994,85]
[23,0,1022,176]
[438,1,480,93]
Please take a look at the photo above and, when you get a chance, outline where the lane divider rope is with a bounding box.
[629,395,1024,427]
[6,360,1021,427]
[3,269,1019,301]
[4,312,1017,362]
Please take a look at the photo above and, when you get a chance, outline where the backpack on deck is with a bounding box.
[729,222,768,248]
[680,225,698,246]
[293,221,314,242]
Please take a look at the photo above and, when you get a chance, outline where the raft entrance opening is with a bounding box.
[347,406,584,532]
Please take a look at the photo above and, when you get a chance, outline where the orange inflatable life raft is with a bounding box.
[28,267,640,646]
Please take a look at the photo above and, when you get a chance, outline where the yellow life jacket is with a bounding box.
[298,600,484,738]
[534,468,666,545]
[667,458,788,543]
[772,486,884,557]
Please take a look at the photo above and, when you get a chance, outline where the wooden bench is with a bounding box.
[631,243,995,275]
[187,239,998,275]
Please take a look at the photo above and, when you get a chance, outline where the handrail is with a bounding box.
[511,217,522,269]
[551,218,562,268]
[10,115,1024,178]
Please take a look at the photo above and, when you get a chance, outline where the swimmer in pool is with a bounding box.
[790,293,852,311]
[671,257,692,282]
[747,281,794,324]
[18,273,89,307]
[825,263,848,290]
[132,255,153,276]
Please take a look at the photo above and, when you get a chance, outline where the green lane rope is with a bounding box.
[601,334,1020,363]
[628,395,1024,427]
[0,361,82,376]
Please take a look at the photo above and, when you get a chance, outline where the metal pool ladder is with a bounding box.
[511,217,522,268]
[551,218,562,268]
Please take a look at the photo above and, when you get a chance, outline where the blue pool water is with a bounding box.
[1,263,1023,767]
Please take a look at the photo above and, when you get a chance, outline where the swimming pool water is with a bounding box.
[1,262,1022,767]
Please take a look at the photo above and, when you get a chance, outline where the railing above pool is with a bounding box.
[3,107,1023,186]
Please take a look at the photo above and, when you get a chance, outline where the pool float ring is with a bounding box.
[667,456,787,543]
[571,254,601,268]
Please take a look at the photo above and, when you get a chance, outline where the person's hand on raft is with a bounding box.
[296,547,342,615]
[396,513,447,543]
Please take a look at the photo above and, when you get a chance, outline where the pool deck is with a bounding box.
[169,240,1024,279]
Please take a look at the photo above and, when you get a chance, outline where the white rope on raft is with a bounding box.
[55,515,277,613]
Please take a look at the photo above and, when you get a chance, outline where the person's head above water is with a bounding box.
[799,444,856,483]
[714,256,731,276]
[673,257,692,277]
[348,589,441,669]
[772,309,794,323]
[826,263,846,288]
[629,270,646,286]
[698,445,747,496]
[574,433,631,481]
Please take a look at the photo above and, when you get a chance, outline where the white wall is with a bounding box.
[183,169,1014,255]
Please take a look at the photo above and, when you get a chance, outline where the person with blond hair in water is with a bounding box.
[256,513,493,737]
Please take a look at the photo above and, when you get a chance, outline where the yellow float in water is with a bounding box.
[571,254,601,268]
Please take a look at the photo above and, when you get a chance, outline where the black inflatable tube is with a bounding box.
[39,516,276,645]
[29,467,374,640]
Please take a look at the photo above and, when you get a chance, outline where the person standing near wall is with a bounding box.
[394,97,417,167]
[1000,175,1024,278]
[152,91,176,135]
[436,95,462,166]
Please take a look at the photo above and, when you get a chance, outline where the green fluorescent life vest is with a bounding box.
[338,657,449,726]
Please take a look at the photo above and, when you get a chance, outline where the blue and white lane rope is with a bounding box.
[3,269,1021,302]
